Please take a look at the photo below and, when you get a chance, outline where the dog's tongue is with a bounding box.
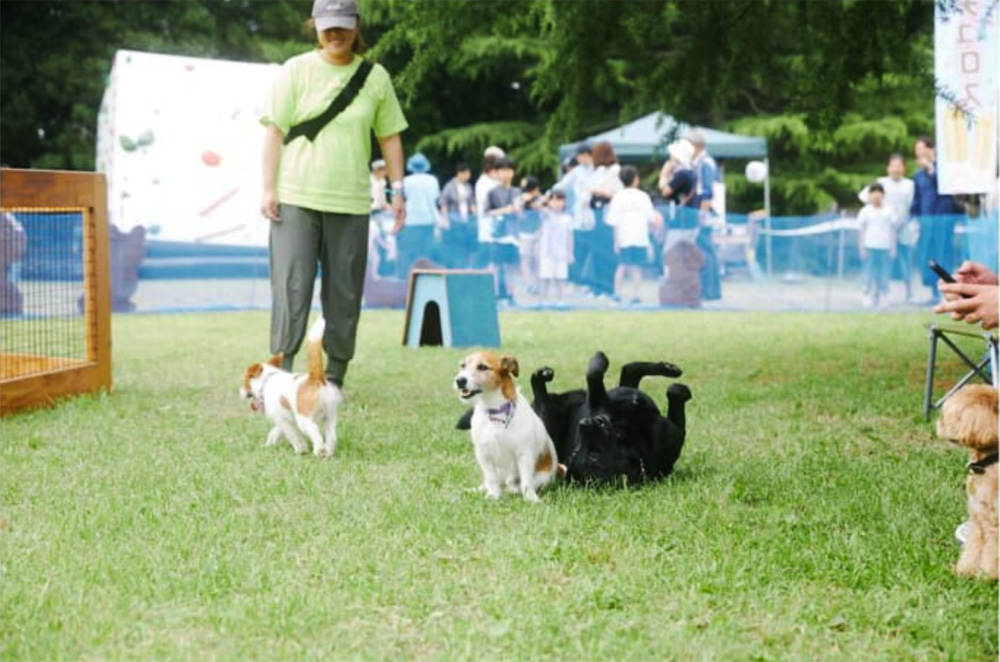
[250,400,259,412]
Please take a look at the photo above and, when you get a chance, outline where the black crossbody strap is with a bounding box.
[283,59,374,145]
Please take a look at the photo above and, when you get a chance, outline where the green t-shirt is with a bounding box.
[262,51,408,215]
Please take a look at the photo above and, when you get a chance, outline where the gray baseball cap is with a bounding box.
[312,0,358,31]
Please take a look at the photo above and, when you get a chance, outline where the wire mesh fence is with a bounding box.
[4,208,994,315]
[104,209,996,314]
[1,209,89,379]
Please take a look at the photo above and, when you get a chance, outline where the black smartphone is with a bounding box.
[927,259,973,298]
[927,259,956,283]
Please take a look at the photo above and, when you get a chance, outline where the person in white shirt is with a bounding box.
[474,146,505,269]
[606,165,662,304]
[858,182,898,308]
[858,154,916,301]
[537,190,575,302]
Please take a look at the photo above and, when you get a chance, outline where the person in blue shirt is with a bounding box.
[553,144,595,288]
[687,130,721,301]
[910,136,963,301]
[398,152,441,277]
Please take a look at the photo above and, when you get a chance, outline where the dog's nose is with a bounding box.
[455,376,467,389]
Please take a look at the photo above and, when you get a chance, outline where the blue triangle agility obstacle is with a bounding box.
[402,269,500,348]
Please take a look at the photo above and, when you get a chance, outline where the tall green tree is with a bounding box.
[2,0,938,214]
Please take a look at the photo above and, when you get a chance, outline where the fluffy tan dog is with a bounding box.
[937,384,998,580]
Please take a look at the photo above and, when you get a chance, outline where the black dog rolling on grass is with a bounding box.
[457,351,691,486]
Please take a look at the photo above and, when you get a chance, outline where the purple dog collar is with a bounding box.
[487,399,516,427]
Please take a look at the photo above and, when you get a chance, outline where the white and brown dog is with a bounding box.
[240,318,343,458]
[937,384,998,580]
[454,351,560,502]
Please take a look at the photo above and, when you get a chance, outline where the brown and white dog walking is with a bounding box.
[454,351,560,502]
[240,318,343,458]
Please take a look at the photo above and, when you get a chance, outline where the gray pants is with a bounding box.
[269,204,369,384]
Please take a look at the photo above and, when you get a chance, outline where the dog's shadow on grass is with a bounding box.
[545,461,718,497]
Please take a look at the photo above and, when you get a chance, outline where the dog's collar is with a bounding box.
[967,453,999,475]
[251,370,281,413]
[487,399,516,427]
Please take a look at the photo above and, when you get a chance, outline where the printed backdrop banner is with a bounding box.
[935,0,999,195]
[96,50,281,246]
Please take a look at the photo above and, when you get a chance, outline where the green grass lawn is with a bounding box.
[2,310,997,662]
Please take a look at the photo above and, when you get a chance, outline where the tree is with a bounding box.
[1,0,938,215]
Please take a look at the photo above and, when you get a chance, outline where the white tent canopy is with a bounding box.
[558,112,768,163]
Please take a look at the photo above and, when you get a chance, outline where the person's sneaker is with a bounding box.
[955,520,970,547]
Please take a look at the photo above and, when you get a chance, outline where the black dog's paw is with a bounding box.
[657,361,684,378]
[533,366,555,382]
[667,383,692,402]
[456,408,474,430]
[588,351,610,375]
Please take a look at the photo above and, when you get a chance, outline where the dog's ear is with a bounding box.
[267,353,283,368]
[500,356,520,378]
[940,386,999,450]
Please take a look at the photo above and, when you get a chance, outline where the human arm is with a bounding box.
[438,180,455,228]
[856,209,868,260]
[658,159,676,193]
[378,133,406,233]
[261,124,284,222]
[888,211,897,259]
[698,159,716,211]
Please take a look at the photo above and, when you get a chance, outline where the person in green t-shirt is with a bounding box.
[260,0,408,388]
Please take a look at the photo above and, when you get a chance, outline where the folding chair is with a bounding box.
[923,322,1000,418]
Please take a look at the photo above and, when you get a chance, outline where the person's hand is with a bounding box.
[859,247,868,261]
[934,283,999,329]
[954,260,999,286]
[262,189,280,222]
[390,195,406,234]
[918,154,934,173]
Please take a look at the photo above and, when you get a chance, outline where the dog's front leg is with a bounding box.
[474,446,503,499]
[481,470,503,500]
[265,426,283,447]
[979,524,998,580]
[956,520,985,577]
